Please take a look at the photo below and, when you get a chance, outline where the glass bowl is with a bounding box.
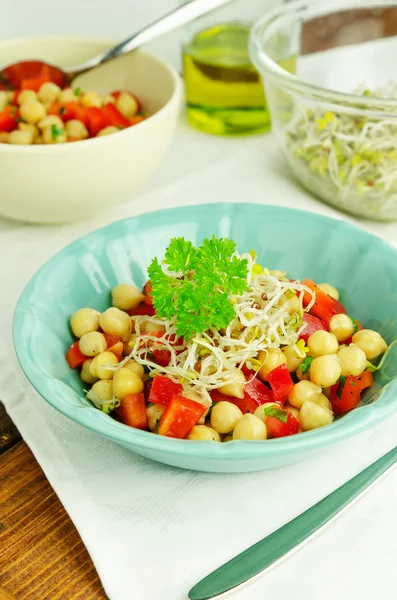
[13,203,397,473]
[250,0,397,221]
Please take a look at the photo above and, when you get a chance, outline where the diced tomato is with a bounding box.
[299,313,327,343]
[158,395,206,439]
[266,409,300,438]
[62,102,88,125]
[148,375,183,406]
[0,105,18,132]
[302,279,346,326]
[127,303,156,317]
[114,392,147,429]
[65,341,87,369]
[266,364,293,402]
[330,371,373,415]
[143,281,153,306]
[152,349,171,367]
[85,106,108,136]
[101,102,130,129]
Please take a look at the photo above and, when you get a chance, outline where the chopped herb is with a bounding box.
[15,116,22,122]
[349,316,359,334]
[147,402,155,408]
[350,381,357,387]
[154,419,160,434]
[51,124,64,141]
[300,356,313,374]
[264,406,288,423]
[60,106,66,115]
[336,375,347,399]
[73,87,81,97]
[117,125,124,130]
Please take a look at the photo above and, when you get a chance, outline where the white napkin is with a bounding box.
[1,128,397,600]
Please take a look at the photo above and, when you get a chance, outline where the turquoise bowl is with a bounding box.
[13,204,397,472]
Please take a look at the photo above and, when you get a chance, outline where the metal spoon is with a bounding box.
[0,0,233,89]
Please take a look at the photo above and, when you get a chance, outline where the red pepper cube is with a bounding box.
[148,375,183,406]
[299,313,327,343]
[266,364,293,403]
[65,341,87,369]
[302,279,346,327]
[158,395,206,439]
[266,410,300,438]
[114,393,147,429]
[330,371,373,415]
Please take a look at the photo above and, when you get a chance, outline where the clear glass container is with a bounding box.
[250,0,397,221]
[180,0,290,136]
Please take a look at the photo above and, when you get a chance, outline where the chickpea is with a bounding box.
[337,344,367,377]
[284,403,300,421]
[210,401,243,434]
[80,359,98,385]
[218,368,246,399]
[37,115,64,131]
[352,329,388,360]
[307,330,338,358]
[80,91,102,108]
[233,414,267,440]
[312,393,331,411]
[8,130,34,145]
[187,425,221,441]
[253,402,278,424]
[34,135,43,145]
[79,331,107,357]
[145,322,166,335]
[113,367,144,399]
[0,90,8,110]
[90,380,113,402]
[65,119,89,140]
[288,380,322,409]
[89,351,119,380]
[111,283,145,311]
[42,124,67,144]
[123,340,133,355]
[124,359,145,379]
[17,89,37,105]
[70,308,100,338]
[38,82,61,104]
[102,93,116,104]
[18,121,39,141]
[296,364,310,381]
[58,88,76,105]
[97,126,119,137]
[329,313,354,342]
[19,100,46,124]
[287,295,301,315]
[99,307,132,341]
[310,354,341,387]
[146,403,166,431]
[282,345,303,372]
[0,132,9,143]
[116,91,139,118]
[317,283,339,301]
[299,401,333,430]
[258,348,287,380]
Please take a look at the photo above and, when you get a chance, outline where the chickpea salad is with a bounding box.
[0,67,146,145]
[65,236,388,442]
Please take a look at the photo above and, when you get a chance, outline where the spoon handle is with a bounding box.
[67,0,233,75]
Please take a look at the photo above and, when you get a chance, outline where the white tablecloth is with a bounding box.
[2,126,397,600]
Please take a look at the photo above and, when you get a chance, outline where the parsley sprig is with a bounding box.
[147,237,249,340]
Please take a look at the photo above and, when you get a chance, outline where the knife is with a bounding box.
[189,446,397,600]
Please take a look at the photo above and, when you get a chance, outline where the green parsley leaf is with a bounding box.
[51,124,64,141]
[117,125,124,130]
[349,316,359,334]
[60,106,66,115]
[148,236,249,340]
[336,375,347,399]
[73,87,81,96]
[300,356,313,374]
[264,406,288,423]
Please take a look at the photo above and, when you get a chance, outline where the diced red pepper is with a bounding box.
[148,375,183,406]
[65,341,87,369]
[330,371,373,415]
[0,105,18,132]
[152,349,171,367]
[158,395,206,439]
[114,392,147,429]
[302,279,346,326]
[210,378,276,414]
[108,341,123,361]
[102,334,120,347]
[143,281,153,306]
[48,102,63,117]
[241,362,255,378]
[127,303,156,317]
[85,106,108,137]
[266,409,300,438]
[266,364,293,402]
[101,102,130,129]
[299,313,327,343]
[62,102,88,125]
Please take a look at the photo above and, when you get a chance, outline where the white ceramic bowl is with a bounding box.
[0,36,182,223]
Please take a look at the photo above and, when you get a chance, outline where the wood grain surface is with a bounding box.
[0,404,21,456]
[0,433,107,600]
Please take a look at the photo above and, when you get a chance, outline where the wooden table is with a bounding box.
[0,403,107,600]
